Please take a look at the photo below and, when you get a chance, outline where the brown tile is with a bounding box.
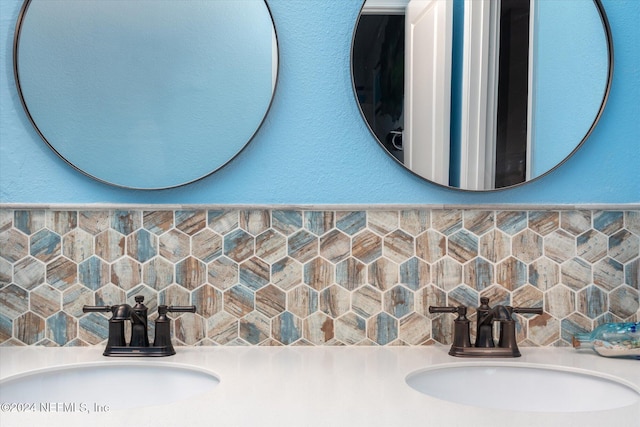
[95,230,124,262]
[560,257,592,291]
[46,256,77,290]
[304,211,334,236]
[416,230,446,263]
[544,285,575,319]
[319,285,350,318]
[448,230,478,263]
[207,210,239,235]
[384,229,415,263]
[528,211,559,236]
[399,312,431,345]
[255,229,287,264]
[400,210,430,236]
[174,314,206,345]
[13,256,45,290]
[336,257,366,291]
[79,211,110,235]
[62,229,94,263]
[14,311,46,345]
[208,257,239,291]
[176,256,207,290]
[303,257,335,291]
[303,312,334,344]
[544,229,576,263]
[528,257,559,291]
[144,257,174,291]
[111,257,141,291]
[30,285,60,318]
[432,210,462,236]
[512,229,543,263]
[352,285,382,318]
[239,311,271,344]
[334,312,366,344]
[287,285,318,319]
[239,210,270,236]
[46,211,77,235]
[175,210,207,236]
[560,211,591,236]
[319,229,350,263]
[192,229,222,263]
[368,258,398,291]
[463,211,494,236]
[143,210,173,235]
[0,229,28,263]
[271,256,302,291]
[368,211,399,236]
[352,230,382,263]
[255,285,286,318]
[192,284,223,318]
[432,257,462,292]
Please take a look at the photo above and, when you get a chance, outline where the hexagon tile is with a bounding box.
[0,208,638,347]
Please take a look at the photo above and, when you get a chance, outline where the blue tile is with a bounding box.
[372,312,398,345]
[47,312,75,345]
[129,229,156,262]
[14,210,45,235]
[497,212,527,235]
[305,211,334,236]
[78,256,107,291]
[448,285,479,309]
[272,210,302,235]
[275,311,301,345]
[385,286,413,318]
[593,211,623,235]
[111,210,139,235]
[336,211,366,235]
[79,312,109,341]
[30,229,61,261]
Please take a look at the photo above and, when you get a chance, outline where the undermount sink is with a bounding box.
[406,364,639,413]
[0,363,220,411]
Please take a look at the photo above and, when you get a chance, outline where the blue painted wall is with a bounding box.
[1,0,638,204]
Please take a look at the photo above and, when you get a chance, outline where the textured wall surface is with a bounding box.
[1,208,638,347]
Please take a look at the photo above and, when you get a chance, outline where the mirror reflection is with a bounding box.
[15,0,278,189]
[352,0,612,190]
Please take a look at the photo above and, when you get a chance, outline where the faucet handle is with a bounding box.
[512,306,543,315]
[428,306,459,314]
[82,305,112,313]
[167,305,196,313]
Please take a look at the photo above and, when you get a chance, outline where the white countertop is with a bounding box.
[1,345,638,427]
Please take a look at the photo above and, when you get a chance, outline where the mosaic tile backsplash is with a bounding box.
[0,208,638,347]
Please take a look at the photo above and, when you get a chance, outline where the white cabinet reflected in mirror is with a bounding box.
[14,0,278,189]
[352,0,613,191]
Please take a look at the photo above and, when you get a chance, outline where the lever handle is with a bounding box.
[167,305,196,313]
[82,306,112,313]
[512,307,543,314]
[428,306,458,314]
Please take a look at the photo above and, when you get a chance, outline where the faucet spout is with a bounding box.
[111,304,136,321]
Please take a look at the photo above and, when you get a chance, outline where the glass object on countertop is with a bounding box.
[572,322,640,359]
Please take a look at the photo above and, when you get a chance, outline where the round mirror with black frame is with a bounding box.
[14,0,279,190]
[351,0,613,191]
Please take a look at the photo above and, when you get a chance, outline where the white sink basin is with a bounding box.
[406,364,639,412]
[0,363,220,411]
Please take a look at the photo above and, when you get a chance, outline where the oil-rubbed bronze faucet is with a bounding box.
[429,297,543,357]
[83,295,196,357]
